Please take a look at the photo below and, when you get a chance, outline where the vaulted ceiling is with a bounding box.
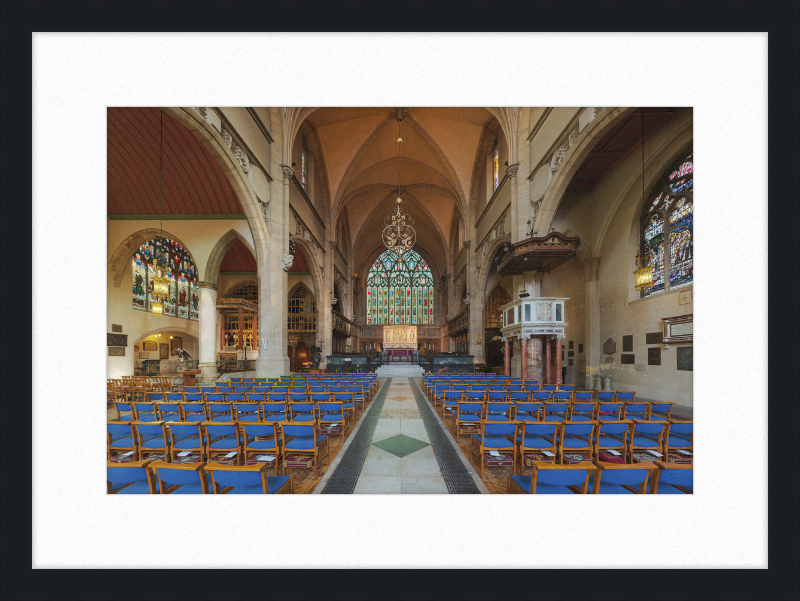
[219,239,257,273]
[305,107,493,269]
[107,107,242,215]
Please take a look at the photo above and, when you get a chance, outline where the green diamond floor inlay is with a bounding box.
[371,434,430,458]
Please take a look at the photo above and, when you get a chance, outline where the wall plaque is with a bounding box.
[622,335,633,352]
[663,314,693,344]
[111,324,123,333]
[646,332,663,345]
[568,350,574,357]
[648,347,661,365]
[108,347,125,357]
[107,333,128,347]
[568,359,574,366]
[603,338,616,355]
[605,356,615,364]
[677,347,693,371]
[568,340,573,349]
[578,344,583,353]
[621,354,635,364]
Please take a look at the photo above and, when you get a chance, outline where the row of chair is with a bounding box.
[108,376,175,403]
[438,396,673,424]
[108,420,331,478]
[424,380,575,397]
[112,397,364,429]
[508,460,693,494]
[107,459,293,494]
[465,417,692,477]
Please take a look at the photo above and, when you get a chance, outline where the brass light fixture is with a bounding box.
[382,108,416,255]
[151,110,171,316]
[633,112,654,292]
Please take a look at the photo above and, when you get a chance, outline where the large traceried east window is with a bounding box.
[366,248,434,325]
[132,238,199,320]
[640,149,693,297]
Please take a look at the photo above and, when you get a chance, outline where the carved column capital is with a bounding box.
[463,240,471,249]
[197,281,218,291]
[505,163,520,178]
[280,164,294,179]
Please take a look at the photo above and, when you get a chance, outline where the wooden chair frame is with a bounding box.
[150,459,209,494]
[591,460,655,494]
[472,420,519,479]
[278,421,328,479]
[107,459,156,493]
[206,461,293,494]
[508,460,594,494]
[165,420,205,462]
[649,460,692,493]
[629,420,669,463]
[241,421,283,476]
[517,420,559,476]
[557,420,597,464]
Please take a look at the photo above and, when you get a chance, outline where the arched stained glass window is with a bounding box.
[366,248,434,325]
[132,238,199,320]
[640,149,693,297]
[301,143,307,188]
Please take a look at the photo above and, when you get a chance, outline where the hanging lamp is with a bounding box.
[382,107,416,255]
[633,112,654,292]
[151,110,171,316]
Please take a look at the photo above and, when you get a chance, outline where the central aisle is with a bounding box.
[353,377,446,493]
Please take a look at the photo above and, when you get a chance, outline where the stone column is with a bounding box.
[545,337,552,384]
[584,257,601,389]
[520,336,528,382]
[529,336,543,383]
[503,338,511,376]
[555,338,563,385]
[198,281,218,382]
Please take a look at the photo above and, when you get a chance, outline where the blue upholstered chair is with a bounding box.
[509,391,530,406]
[107,422,137,460]
[132,402,159,422]
[543,401,570,422]
[157,401,182,422]
[629,420,668,462]
[596,401,623,421]
[455,401,483,442]
[206,462,292,494]
[590,460,656,493]
[513,401,542,422]
[472,421,518,478]
[647,401,674,420]
[318,401,348,440]
[151,461,210,494]
[509,461,593,494]
[594,420,631,460]
[333,392,356,422]
[184,387,200,394]
[532,391,551,404]
[558,385,575,392]
[207,401,234,422]
[517,422,558,475]
[621,398,649,421]
[485,402,512,422]
[596,391,616,402]
[569,399,598,422]
[441,391,462,421]
[233,401,261,422]
[289,401,317,422]
[665,420,693,458]
[203,421,243,465]
[180,401,207,422]
[165,421,205,462]
[558,421,597,463]
[112,401,135,422]
[280,422,328,479]
[650,461,693,493]
[347,386,367,417]
[200,387,216,395]
[133,421,169,460]
[107,460,158,493]
[241,422,282,475]
[542,385,557,393]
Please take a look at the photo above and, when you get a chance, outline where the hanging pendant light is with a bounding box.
[633,112,654,292]
[382,108,416,255]
[151,110,171,317]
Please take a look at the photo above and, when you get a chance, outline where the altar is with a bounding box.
[387,349,413,362]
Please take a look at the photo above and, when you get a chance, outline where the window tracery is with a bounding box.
[132,238,199,320]
[640,149,693,297]
[366,248,434,325]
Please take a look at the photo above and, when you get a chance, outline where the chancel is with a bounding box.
[108,107,693,495]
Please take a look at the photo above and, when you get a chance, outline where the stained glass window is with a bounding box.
[493,139,499,190]
[366,248,434,325]
[640,149,693,297]
[132,238,199,321]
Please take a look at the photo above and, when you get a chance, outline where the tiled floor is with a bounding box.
[351,378,450,494]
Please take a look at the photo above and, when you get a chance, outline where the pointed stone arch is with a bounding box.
[204,229,258,286]
[109,228,198,288]
[290,235,324,310]
[475,233,512,302]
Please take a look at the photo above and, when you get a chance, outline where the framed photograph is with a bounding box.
[142,340,157,351]
[160,343,169,359]
[171,337,183,354]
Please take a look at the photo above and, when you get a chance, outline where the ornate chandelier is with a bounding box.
[382,108,416,255]
[152,111,170,317]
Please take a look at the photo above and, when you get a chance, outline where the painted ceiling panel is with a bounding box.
[219,239,257,273]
